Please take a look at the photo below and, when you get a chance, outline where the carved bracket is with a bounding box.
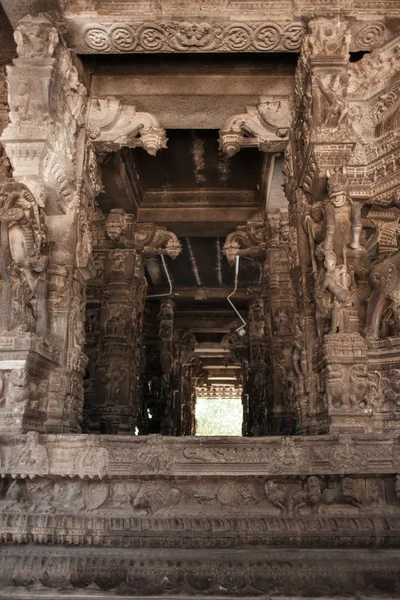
[104,210,182,259]
[0,14,88,212]
[223,213,289,265]
[219,97,289,156]
[88,98,168,156]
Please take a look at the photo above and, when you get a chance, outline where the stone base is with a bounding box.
[0,546,399,597]
[329,409,374,433]
[0,406,46,433]
[0,333,59,433]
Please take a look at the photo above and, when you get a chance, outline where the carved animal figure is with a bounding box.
[292,476,322,512]
[366,250,400,338]
[323,477,363,508]
[349,364,369,409]
[326,365,346,408]
[264,480,286,512]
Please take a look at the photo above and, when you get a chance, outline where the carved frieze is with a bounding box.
[70,21,306,54]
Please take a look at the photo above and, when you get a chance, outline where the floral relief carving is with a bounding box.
[81,21,305,54]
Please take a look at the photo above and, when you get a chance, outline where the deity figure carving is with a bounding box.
[307,17,351,57]
[315,74,349,129]
[0,184,48,335]
[304,168,366,335]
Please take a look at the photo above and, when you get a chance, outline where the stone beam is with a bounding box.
[0,432,398,478]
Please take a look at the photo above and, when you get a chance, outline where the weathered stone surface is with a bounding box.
[0,4,399,598]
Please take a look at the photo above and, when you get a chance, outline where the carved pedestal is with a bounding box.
[0,333,59,432]
[316,333,375,433]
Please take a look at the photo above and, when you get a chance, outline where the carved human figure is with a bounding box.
[292,476,322,512]
[1,185,48,335]
[103,364,125,404]
[109,249,126,273]
[316,75,349,128]
[13,81,32,121]
[315,249,350,334]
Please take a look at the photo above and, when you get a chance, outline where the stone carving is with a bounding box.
[323,477,363,508]
[366,249,400,339]
[354,22,386,50]
[74,446,109,479]
[7,432,49,476]
[0,183,48,335]
[264,479,286,511]
[8,368,39,407]
[315,74,350,129]
[89,98,168,155]
[292,476,322,512]
[0,8,399,594]
[80,21,305,54]
[307,17,351,57]
[1,14,88,210]
[13,15,59,59]
[223,221,267,265]
[219,97,289,155]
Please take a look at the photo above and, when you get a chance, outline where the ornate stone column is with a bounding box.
[0,15,93,433]
[0,14,170,433]
[85,209,181,434]
[158,299,176,435]
[175,332,198,436]
[284,17,400,433]
[224,215,296,435]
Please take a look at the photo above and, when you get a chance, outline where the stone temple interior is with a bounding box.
[0,0,400,597]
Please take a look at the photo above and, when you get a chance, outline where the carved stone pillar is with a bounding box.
[175,332,198,436]
[246,295,269,435]
[283,17,400,433]
[85,209,181,434]
[0,14,170,433]
[0,15,93,433]
[224,216,296,435]
[158,299,175,435]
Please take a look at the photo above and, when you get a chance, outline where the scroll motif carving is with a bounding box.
[79,21,305,54]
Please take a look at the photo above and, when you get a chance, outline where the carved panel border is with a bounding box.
[0,433,399,478]
[0,546,399,596]
[67,21,306,53]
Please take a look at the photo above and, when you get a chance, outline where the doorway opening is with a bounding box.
[195,386,243,436]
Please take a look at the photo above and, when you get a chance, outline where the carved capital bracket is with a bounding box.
[105,209,182,259]
[0,14,88,212]
[223,213,289,266]
[88,98,168,156]
[219,97,290,156]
